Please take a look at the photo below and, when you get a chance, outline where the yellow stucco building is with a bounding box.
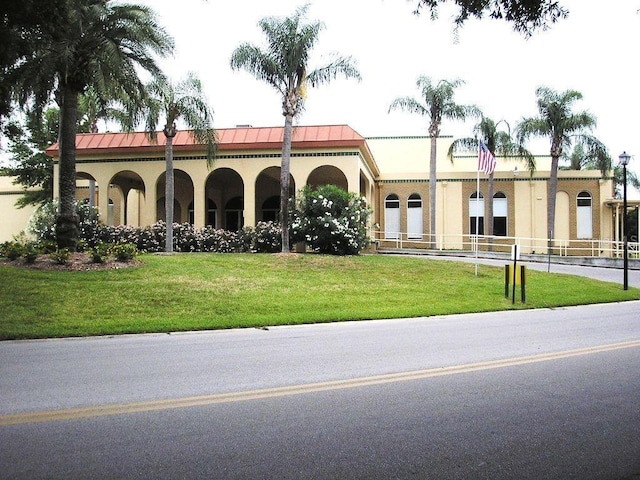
[3,123,629,256]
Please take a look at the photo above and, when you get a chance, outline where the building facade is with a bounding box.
[2,123,624,256]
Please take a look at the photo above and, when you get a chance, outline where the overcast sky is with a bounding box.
[137,0,638,175]
[5,0,637,184]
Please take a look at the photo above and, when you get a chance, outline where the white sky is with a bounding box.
[5,0,639,186]
[138,0,638,174]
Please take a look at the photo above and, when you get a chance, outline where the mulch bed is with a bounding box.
[1,252,142,271]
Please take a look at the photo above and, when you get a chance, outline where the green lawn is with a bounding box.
[1,253,638,340]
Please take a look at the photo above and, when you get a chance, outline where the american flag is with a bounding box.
[478,140,497,175]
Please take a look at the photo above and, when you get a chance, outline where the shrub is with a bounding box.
[22,244,38,264]
[27,201,57,242]
[253,221,282,253]
[89,243,111,263]
[28,200,102,247]
[197,227,240,253]
[1,241,24,260]
[290,185,372,255]
[110,243,138,262]
[49,248,71,265]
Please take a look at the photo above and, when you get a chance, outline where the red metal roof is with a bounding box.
[45,125,366,156]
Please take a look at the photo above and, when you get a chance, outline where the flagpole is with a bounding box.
[475,142,480,277]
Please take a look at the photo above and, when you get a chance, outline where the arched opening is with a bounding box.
[206,168,244,229]
[109,171,146,226]
[255,166,295,224]
[76,172,98,208]
[156,169,194,224]
[307,165,348,191]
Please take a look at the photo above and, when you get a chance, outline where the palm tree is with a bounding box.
[7,0,173,251]
[563,144,639,200]
[389,76,480,249]
[448,117,534,249]
[516,87,610,251]
[140,73,217,253]
[230,5,361,253]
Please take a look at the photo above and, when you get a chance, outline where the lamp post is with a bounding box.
[619,151,631,290]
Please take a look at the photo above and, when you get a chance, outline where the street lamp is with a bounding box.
[619,151,631,290]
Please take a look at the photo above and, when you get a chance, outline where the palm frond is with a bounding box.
[388,97,428,116]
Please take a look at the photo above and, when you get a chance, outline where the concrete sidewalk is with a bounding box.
[379,250,640,289]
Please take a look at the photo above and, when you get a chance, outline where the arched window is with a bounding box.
[577,191,592,239]
[469,192,484,235]
[493,192,508,236]
[407,193,423,240]
[384,194,400,239]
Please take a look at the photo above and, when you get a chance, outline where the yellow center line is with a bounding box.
[2,340,640,426]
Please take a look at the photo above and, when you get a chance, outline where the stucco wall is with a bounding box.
[0,177,38,242]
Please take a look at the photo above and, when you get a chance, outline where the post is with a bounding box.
[619,151,631,291]
[623,161,629,291]
[512,244,518,304]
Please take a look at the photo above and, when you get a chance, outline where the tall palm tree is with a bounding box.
[448,117,534,249]
[390,76,480,249]
[140,73,217,253]
[230,5,361,253]
[7,0,173,251]
[516,86,610,251]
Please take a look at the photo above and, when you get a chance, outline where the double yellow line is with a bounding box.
[2,340,639,426]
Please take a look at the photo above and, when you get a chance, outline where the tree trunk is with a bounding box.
[56,85,80,252]
[280,114,293,253]
[429,134,437,249]
[164,124,177,253]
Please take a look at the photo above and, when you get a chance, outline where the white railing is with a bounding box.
[372,230,640,259]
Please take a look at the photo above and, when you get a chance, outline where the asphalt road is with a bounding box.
[1,299,640,479]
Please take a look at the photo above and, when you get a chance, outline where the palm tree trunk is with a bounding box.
[164,126,176,253]
[547,154,560,254]
[56,85,80,251]
[280,113,293,253]
[429,135,437,249]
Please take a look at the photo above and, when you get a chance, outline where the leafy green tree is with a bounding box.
[230,5,361,253]
[516,86,611,250]
[1,109,58,207]
[0,0,70,122]
[139,72,217,253]
[6,0,173,251]
[413,0,568,36]
[390,76,480,248]
[448,117,534,247]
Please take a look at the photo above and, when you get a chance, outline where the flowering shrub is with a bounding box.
[196,226,242,253]
[290,185,372,255]
[252,221,282,253]
[22,191,369,256]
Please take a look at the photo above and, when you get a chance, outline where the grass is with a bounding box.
[1,253,638,340]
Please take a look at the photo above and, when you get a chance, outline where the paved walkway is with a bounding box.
[420,254,640,289]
